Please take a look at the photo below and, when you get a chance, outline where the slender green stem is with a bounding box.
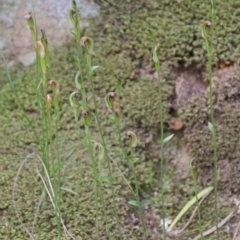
[113,109,126,161]
[42,55,62,240]
[115,114,123,153]
[28,9,51,175]
[104,92,135,196]
[71,31,104,240]
[86,53,122,240]
[190,164,204,239]
[53,90,62,239]
[71,38,111,239]
[208,60,219,239]
[194,187,204,239]
[205,1,219,238]
[130,148,147,239]
[207,43,219,239]
[71,105,101,239]
[46,98,54,173]
[85,126,101,239]
[71,6,88,111]
[6,2,63,238]
[86,125,114,240]
[155,60,166,239]
[69,10,103,237]
[37,20,62,238]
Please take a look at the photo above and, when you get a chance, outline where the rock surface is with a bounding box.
[0,0,99,66]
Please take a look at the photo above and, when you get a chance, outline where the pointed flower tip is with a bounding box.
[69,91,78,107]
[80,37,94,53]
[201,20,212,39]
[36,41,45,59]
[46,94,52,109]
[153,45,160,63]
[41,29,48,44]
[82,110,92,127]
[205,20,212,29]
[24,12,35,33]
[24,12,32,20]
[48,80,59,95]
[68,1,79,28]
[91,140,104,161]
[126,131,138,148]
[105,92,116,110]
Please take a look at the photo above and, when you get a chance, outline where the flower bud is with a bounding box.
[37,41,45,59]
[41,29,50,68]
[91,140,104,161]
[24,12,36,42]
[201,20,212,40]
[69,8,79,28]
[69,1,79,28]
[80,37,94,54]
[69,91,78,108]
[74,71,82,90]
[126,131,138,148]
[24,12,33,26]
[46,94,52,109]
[82,110,92,127]
[116,79,122,94]
[153,45,160,63]
[190,160,198,181]
[37,41,46,74]
[48,80,59,96]
[105,92,116,110]
[41,29,48,46]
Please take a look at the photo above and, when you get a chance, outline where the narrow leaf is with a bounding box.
[190,162,198,181]
[69,91,78,108]
[71,31,77,39]
[208,121,214,134]
[54,145,78,173]
[163,134,174,145]
[111,116,119,125]
[116,79,122,92]
[74,71,81,90]
[153,45,160,63]
[100,176,112,184]
[61,187,78,196]
[132,157,140,164]
[128,200,140,207]
[148,30,155,41]
[167,186,213,232]
[216,167,220,182]
[72,54,80,68]
[91,65,99,72]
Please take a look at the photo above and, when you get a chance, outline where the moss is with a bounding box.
[180,66,240,192]
[0,45,160,239]
[91,0,240,69]
[1,0,240,239]
[120,64,175,132]
[82,0,240,132]
[0,152,134,239]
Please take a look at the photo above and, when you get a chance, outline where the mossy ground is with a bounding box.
[1,0,240,239]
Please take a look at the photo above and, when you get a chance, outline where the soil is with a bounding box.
[0,0,99,67]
